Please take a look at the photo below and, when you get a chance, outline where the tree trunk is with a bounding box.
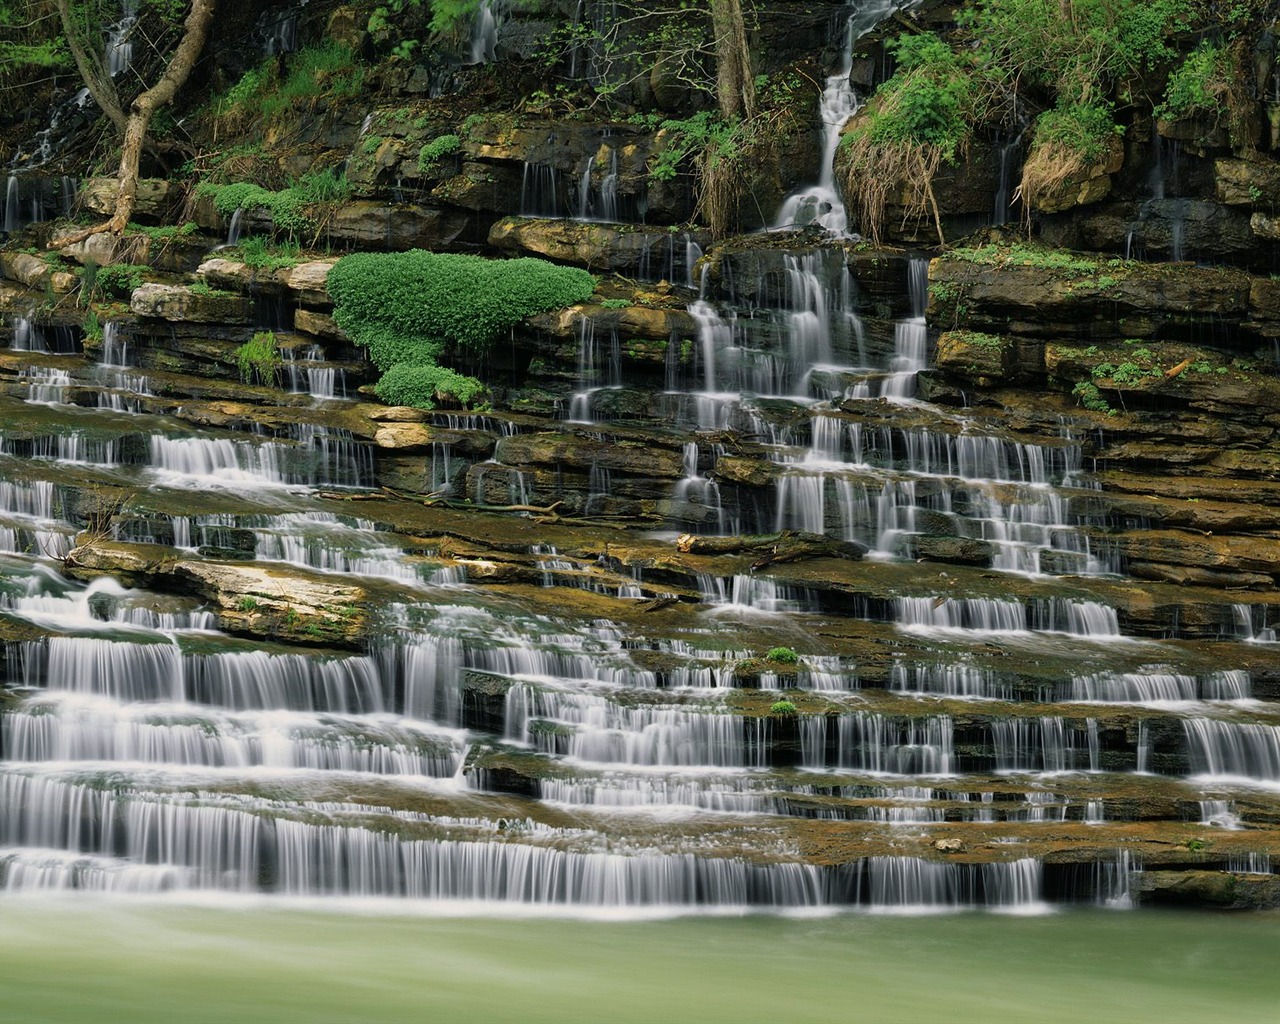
[710,0,755,121]
[52,0,216,250]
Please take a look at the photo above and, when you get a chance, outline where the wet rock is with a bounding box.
[326,201,468,250]
[934,330,1021,385]
[130,283,252,324]
[293,308,349,341]
[1133,870,1280,909]
[0,252,76,294]
[1112,530,1280,578]
[432,162,524,213]
[1030,136,1124,214]
[489,217,711,276]
[929,252,1252,339]
[496,431,684,479]
[64,537,373,648]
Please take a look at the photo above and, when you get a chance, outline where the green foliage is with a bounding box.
[847,32,974,160]
[234,236,302,271]
[327,251,596,363]
[234,331,282,387]
[128,221,199,241]
[947,243,1124,276]
[236,596,259,612]
[962,0,1186,105]
[217,43,363,123]
[1157,42,1228,121]
[598,298,630,309]
[82,311,104,344]
[92,263,148,300]
[1072,380,1113,412]
[1092,360,1160,385]
[374,363,487,410]
[769,700,798,716]
[328,251,595,410]
[650,112,746,182]
[417,133,461,175]
[197,169,351,239]
[766,647,799,664]
[1031,101,1120,165]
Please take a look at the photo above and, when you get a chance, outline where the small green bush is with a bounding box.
[417,133,461,176]
[1031,101,1119,165]
[235,236,302,271]
[374,363,487,410]
[770,700,798,716]
[92,263,149,300]
[1156,41,1233,123]
[766,647,799,664]
[327,251,596,363]
[198,169,351,239]
[328,250,594,411]
[235,331,282,387]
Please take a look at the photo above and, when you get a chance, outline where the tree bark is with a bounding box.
[710,0,755,121]
[52,0,216,250]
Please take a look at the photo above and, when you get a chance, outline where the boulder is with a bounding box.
[81,177,175,222]
[489,217,711,276]
[293,308,349,341]
[130,283,252,323]
[325,201,468,250]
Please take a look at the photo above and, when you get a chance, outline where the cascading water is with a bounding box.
[774,0,911,234]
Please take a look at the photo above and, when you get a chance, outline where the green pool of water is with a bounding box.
[0,899,1273,1023]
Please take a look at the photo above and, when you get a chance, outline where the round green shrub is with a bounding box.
[327,250,596,365]
[374,363,487,410]
[766,646,799,664]
[769,700,798,716]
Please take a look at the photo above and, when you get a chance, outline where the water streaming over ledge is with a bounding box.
[0,6,1277,923]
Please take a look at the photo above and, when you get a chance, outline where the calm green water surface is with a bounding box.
[0,900,1273,1024]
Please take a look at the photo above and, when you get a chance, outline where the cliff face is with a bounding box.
[0,0,1277,908]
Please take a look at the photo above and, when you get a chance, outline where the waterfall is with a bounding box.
[3,176,20,233]
[773,0,907,234]
[864,857,1044,911]
[468,0,501,64]
[880,257,929,399]
[1182,720,1280,783]
[105,0,139,77]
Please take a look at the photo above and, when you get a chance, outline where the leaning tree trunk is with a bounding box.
[53,0,216,250]
[710,0,755,121]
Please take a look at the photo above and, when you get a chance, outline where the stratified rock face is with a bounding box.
[6,1,1280,920]
[926,252,1253,339]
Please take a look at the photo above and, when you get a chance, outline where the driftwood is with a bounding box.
[676,530,866,568]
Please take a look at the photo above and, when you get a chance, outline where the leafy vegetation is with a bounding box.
[766,647,799,664]
[769,700,798,716]
[234,236,302,272]
[327,251,595,408]
[88,263,149,300]
[1072,380,1113,413]
[417,133,461,176]
[197,169,352,241]
[234,331,282,387]
[840,32,979,243]
[216,42,364,125]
